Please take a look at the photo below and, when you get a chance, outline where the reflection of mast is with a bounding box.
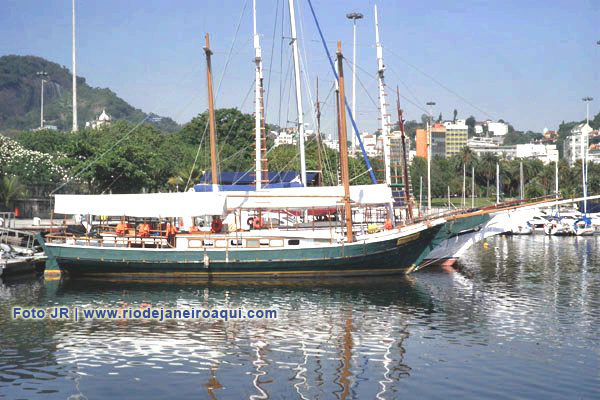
[340,308,353,400]
[250,341,270,400]
[205,366,223,400]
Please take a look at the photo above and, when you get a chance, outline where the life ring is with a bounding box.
[252,217,263,230]
[211,218,223,233]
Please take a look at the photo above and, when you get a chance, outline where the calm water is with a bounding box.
[1,235,599,399]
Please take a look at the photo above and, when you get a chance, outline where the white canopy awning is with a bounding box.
[226,184,394,210]
[54,192,227,217]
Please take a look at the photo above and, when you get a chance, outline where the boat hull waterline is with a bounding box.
[40,224,443,279]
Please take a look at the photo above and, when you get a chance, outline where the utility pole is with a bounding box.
[519,161,524,200]
[71,0,78,132]
[471,166,475,208]
[374,5,391,186]
[346,11,363,151]
[288,0,307,186]
[496,162,500,205]
[204,34,219,192]
[336,41,353,243]
[462,163,466,208]
[419,175,423,216]
[426,101,436,212]
[36,71,48,129]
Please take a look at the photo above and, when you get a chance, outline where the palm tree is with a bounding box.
[479,153,498,198]
[0,176,27,210]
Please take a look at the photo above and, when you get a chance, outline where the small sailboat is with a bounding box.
[573,217,594,236]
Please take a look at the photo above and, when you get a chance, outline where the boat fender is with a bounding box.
[211,218,223,234]
[252,217,263,230]
[203,253,210,268]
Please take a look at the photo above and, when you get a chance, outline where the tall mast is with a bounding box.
[288,0,307,186]
[336,41,353,243]
[253,0,263,190]
[71,0,78,132]
[204,34,219,191]
[315,77,324,186]
[374,5,391,185]
[396,87,413,222]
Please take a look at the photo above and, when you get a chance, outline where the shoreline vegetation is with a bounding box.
[1,107,599,213]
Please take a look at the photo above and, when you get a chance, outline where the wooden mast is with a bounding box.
[396,87,413,222]
[336,41,353,243]
[204,33,219,190]
[315,77,324,186]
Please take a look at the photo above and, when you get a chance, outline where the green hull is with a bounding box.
[40,225,442,279]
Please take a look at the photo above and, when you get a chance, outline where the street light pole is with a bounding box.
[582,97,593,124]
[36,71,48,129]
[426,101,436,213]
[346,12,363,151]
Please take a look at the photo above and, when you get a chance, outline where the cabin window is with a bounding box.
[203,240,214,247]
[216,239,227,248]
[188,239,203,248]
[270,239,284,247]
[230,239,243,246]
[259,239,269,246]
[246,239,260,248]
[288,239,300,246]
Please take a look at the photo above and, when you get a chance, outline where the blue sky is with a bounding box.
[2,0,599,135]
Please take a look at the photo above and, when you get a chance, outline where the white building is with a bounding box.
[467,137,516,159]
[487,121,509,136]
[273,130,297,147]
[563,123,592,166]
[488,122,508,136]
[515,143,558,164]
[85,109,111,129]
[361,133,379,157]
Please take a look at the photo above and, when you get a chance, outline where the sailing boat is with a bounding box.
[38,31,445,279]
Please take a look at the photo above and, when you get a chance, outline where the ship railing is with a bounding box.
[44,233,172,249]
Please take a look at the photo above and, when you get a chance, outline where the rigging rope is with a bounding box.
[305,0,376,184]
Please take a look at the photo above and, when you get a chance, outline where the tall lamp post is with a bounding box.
[346,11,363,151]
[583,96,593,124]
[36,71,48,129]
[426,101,436,212]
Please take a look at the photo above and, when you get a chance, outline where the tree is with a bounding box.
[0,176,27,210]
[479,153,498,197]
[466,115,476,137]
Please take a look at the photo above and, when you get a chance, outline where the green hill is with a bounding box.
[0,55,179,132]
